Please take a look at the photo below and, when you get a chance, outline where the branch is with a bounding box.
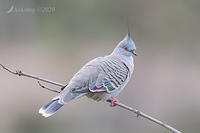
[1,64,182,133]
[107,99,182,133]
[38,81,61,93]
[0,64,64,87]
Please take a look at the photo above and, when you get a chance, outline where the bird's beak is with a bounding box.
[132,50,137,56]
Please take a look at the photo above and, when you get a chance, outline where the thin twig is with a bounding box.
[1,64,182,133]
[38,81,61,93]
[107,99,182,133]
[0,63,17,75]
[0,64,64,87]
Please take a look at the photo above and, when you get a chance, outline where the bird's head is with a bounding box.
[113,32,137,56]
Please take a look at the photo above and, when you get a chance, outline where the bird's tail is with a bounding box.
[39,88,87,117]
[39,97,64,117]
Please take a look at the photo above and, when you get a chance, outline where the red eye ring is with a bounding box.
[124,46,128,51]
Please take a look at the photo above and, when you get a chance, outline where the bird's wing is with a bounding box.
[89,56,130,93]
[58,57,104,102]
[62,57,104,92]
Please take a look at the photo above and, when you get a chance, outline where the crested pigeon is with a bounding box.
[39,32,137,117]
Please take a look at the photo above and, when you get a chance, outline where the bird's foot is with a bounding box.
[110,97,118,107]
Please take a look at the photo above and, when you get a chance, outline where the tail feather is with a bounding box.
[39,98,64,117]
[39,88,87,117]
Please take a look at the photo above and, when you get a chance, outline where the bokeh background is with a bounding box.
[0,0,200,133]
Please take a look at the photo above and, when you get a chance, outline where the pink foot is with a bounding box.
[110,97,118,107]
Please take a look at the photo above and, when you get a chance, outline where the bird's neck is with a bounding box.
[122,55,134,68]
[111,50,134,71]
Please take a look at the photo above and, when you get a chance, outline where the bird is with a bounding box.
[39,31,137,117]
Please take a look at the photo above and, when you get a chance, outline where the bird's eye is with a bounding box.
[124,46,128,51]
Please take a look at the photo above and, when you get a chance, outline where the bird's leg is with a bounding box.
[110,97,118,107]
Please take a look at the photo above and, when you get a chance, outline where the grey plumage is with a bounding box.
[39,33,136,117]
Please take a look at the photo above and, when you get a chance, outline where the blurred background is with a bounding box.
[0,0,200,133]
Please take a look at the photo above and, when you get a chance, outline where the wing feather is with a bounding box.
[89,56,129,93]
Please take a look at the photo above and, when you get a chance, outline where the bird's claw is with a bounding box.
[110,97,118,107]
